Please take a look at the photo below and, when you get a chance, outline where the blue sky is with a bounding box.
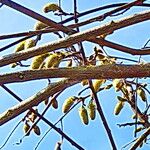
[0,0,150,150]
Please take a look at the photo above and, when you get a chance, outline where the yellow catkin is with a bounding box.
[43,3,61,13]
[33,125,41,136]
[25,39,36,49]
[30,53,49,69]
[88,100,96,120]
[79,106,89,125]
[114,101,124,115]
[45,53,63,68]
[62,97,76,113]
[137,87,147,101]
[14,41,25,52]
[113,79,124,92]
[34,21,48,30]
[93,79,106,92]
[23,122,30,135]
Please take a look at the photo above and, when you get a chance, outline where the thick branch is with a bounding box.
[0,10,150,67]
[0,64,150,84]
[0,79,78,125]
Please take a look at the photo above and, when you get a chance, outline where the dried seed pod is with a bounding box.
[30,53,49,69]
[45,53,63,68]
[132,114,136,119]
[104,84,113,90]
[44,98,49,105]
[117,96,127,102]
[62,97,76,113]
[54,141,62,150]
[43,3,61,13]
[93,79,106,92]
[79,106,89,125]
[14,41,25,52]
[97,53,105,60]
[88,100,96,120]
[26,110,32,116]
[51,98,58,109]
[23,122,30,136]
[10,63,18,68]
[135,127,144,134]
[114,101,124,115]
[34,21,48,30]
[25,39,37,49]
[67,60,72,67]
[33,125,41,136]
[139,141,143,148]
[30,109,38,123]
[137,87,147,102]
[113,79,124,92]
[81,79,88,86]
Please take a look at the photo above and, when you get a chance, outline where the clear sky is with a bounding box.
[0,0,150,150]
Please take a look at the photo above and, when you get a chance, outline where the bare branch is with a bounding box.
[1,85,84,150]
[91,38,150,55]
[0,0,74,34]
[0,64,150,84]
[89,80,117,150]
[1,2,150,41]
[0,79,78,125]
[0,10,150,67]
[130,127,150,150]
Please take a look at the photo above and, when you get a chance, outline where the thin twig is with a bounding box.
[34,101,81,150]
[88,80,117,150]
[0,84,84,150]
[0,120,22,149]
[117,122,144,127]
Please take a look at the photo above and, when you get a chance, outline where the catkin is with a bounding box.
[34,21,48,30]
[79,106,89,125]
[93,79,106,92]
[43,3,61,13]
[114,101,124,115]
[25,39,36,49]
[15,41,25,52]
[45,53,63,68]
[62,97,76,113]
[88,100,96,120]
[30,53,49,69]
[137,87,147,102]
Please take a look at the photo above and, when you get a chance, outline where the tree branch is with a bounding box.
[0,2,150,41]
[91,38,150,55]
[0,10,150,67]
[0,79,78,125]
[1,85,84,150]
[89,80,117,150]
[130,127,150,150]
[0,64,150,84]
[0,0,74,34]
